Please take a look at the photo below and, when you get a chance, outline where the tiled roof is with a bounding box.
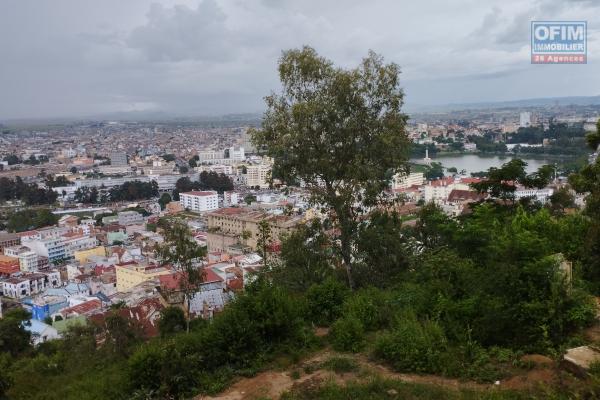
[61,299,102,316]
[181,191,217,196]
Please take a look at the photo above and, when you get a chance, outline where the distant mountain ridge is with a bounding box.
[3,95,600,126]
[405,95,600,113]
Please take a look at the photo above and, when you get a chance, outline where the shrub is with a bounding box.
[158,306,186,337]
[306,278,350,326]
[329,316,365,353]
[341,287,391,331]
[374,313,447,374]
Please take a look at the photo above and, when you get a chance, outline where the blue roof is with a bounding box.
[46,283,89,297]
[95,292,111,303]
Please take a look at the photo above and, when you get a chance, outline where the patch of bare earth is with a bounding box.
[197,371,294,400]
[197,349,571,399]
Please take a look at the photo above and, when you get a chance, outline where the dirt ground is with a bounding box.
[196,349,568,400]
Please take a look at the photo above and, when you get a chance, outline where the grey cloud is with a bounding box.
[0,0,598,120]
[128,1,233,62]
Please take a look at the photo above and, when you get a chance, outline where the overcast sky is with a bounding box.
[0,0,598,120]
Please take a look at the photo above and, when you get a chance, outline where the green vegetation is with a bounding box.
[45,175,72,188]
[158,192,172,210]
[161,153,176,162]
[0,176,58,205]
[424,162,444,180]
[172,172,233,200]
[155,220,207,333]
[252,46,410,288]
[108,181,159,202]
[74,186,99,203]
[330,316,365,353]
[281,378,536,400]
[470,159,553,203]
[468,133,508,153]
[7,208,59,232]
[321,356,359,373]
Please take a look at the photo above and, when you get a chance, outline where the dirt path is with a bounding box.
[196,350,498,400]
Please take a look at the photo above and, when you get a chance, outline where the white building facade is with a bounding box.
[179,191,219,212]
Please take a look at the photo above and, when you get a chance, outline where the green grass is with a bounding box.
[281,377,542,400]
[321,356,359,373]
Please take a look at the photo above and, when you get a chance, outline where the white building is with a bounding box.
[118,211,144,226]
[4,245,40,272]
[246,164,271,188]
[463,143,477,152]
[23,237,66,263]
[21,229,97,264]
[62,235,97,259]
[196,164,234,175]
[198,147,245,165]
[179,191,219,212]
[223,191,239,207]
[515,187,553,203]
[392,172,424,190]
[424,178,473,203]
[2,271,61,299]
[520,112,531,128]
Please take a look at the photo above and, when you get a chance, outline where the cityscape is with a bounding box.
[0,1,600,400]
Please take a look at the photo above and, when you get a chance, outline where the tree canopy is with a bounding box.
[252,46,411,288]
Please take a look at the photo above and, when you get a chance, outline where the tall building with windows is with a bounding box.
[392,172,424,190]
[179,191,219,213]
[197,147,245,165]
[246,164,271,188]
[519,112,531,128]
[110,152,128,167]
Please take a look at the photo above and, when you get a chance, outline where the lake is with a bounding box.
[411,154,559,174]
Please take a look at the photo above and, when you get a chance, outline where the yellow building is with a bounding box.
[73,246,106,264]
[115,263,171,292]
[206,207,302,252]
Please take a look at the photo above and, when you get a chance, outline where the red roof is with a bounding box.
[203,268,223,283]
[89,298,164,338]
[16,230,39,237]
[0,264,20,275]
[181,191,216,196]
[159,272,182,290]
[227,277,244,291]
[459,177,482,184]
[61,299,102,316]
[209,207,244,215]
[430,177,455,187]
[62,231,83,238]
[159,267,222,290]
[447,189,486,203]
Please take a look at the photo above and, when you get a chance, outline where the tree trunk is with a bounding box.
[185,295,191,334]
[339,213,355,290]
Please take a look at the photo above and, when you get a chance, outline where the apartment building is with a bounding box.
[206,207,302,252]
[115,262,171,292]
[118,211,144,226]
[0,233,20,254]
[179,191,219,213]
[392,172,425,190]
[223,191,239,207]
[4,245,46,272]
[246,164,271,188]
[21,229,97,263]
[197,146,245,165]
[1,271,61,299]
